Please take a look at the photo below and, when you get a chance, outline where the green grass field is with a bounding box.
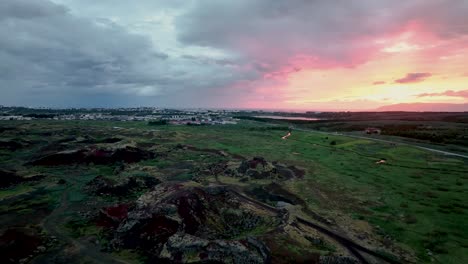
[1,120,467,263]
[154,122,468,263]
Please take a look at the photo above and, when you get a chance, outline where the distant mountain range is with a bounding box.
[376,103,467,112]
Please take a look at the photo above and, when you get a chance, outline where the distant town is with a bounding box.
[0,106,245,125]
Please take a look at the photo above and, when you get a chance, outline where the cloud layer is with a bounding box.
[395,73,432,84]
[417,90,468,99]
[1,0,468,108]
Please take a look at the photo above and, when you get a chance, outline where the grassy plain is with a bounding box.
[1,120,467,263]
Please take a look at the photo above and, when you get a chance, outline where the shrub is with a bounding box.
[148,120,167,126]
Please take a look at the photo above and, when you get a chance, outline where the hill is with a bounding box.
[376,103,467,112]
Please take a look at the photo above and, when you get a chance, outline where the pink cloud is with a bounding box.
[417,89,468,99]
[395,73,432,84]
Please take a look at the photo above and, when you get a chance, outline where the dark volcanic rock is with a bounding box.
[86,175,160,196]
[57,179,67,184]
[238,157,267,174]
[0,227,43,264]
[28,149,87,166]
[108,184,277,263]
[28,146,154,166]
[100,137,123,143]
[0,170,45,188]
[159,233,269,264]
[97,204,131,228]
[0,140,24,151]
[249,157,267,169]
[237,160,250,174]
[0,170,22,188]
[236,157,305,181]
[110,146,152,163]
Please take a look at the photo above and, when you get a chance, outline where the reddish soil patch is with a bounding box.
[29,146,154,166]
[97,204,131,228]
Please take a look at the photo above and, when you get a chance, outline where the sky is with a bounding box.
[1,0,468,110]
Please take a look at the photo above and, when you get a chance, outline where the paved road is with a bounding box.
[294,128,468,159]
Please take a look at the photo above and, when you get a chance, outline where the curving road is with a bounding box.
[294,128,468,159]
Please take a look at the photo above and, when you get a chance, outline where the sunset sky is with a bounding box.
[1,0,468,110]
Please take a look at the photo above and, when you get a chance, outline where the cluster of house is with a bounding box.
[0,110,238,125]
[52,114,163,121]
[164,115,237,125]
[0,115,33,121]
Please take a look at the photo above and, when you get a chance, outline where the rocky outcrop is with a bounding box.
[0,227,45,264]
[86,175,160,196]
[159,233,269,264]
[234,157,305,180]
[28,146,154,166]
[0,170,45,188]
[0,170,22,188]
[105,184,277,263]
[97,204,131,228]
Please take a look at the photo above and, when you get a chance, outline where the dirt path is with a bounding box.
[36,188,131,264]
[227,185,398,264]
[295,217,400,264]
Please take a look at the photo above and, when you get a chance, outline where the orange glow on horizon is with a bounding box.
[241,27,468,111]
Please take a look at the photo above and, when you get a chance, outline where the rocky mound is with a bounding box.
[0,139,29,151]
[86,175,160,196]
[248,183,305,207]
[97,204,132,228]
[0,227,46,264]
[224,157,305,180]
[76,136,122,144]
[0,169,45,188]
[158,233,269,264]
[28,146,154,166]
[104,184,277,263]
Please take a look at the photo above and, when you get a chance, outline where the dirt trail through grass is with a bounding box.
[227,184,398,264]
[36,187,130,264]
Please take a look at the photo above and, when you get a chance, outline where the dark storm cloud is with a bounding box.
[2,0,468,107]
[0,0,254,106]
[177,0,468,70]
[394,73,432,84]
[0,0,167,102]
[417,90,468,99]
[0,0,67,19]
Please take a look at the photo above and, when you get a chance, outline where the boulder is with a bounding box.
[159,233,269,264]
[107,184,278,262]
